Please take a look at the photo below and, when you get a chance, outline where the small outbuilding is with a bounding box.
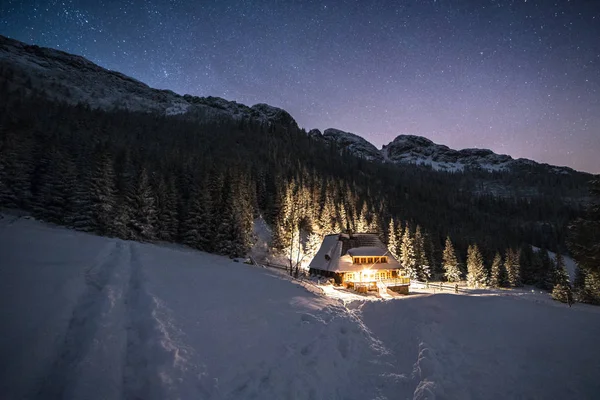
[309,233,410,294]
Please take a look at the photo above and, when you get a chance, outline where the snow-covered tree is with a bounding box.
[489,252,503,288]
[387,218,399,259]
[89,150,118,236]
[537,249,556,290]
[318,194,336,235]
[443,236,461,282]
[466,244,487,288]
[127,168,157,241]
[400,224,418,279]
[414,225,431,281]
[356,201,369,233]
[156,176,179,242]
[504,248,521,287]
[552,254,573,305]
[181,182,211,251]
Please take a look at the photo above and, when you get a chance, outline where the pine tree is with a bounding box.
[400,223,418,279]
[427,234,441,278]
[356,201,369,233]
[552,253,573,305]
[156,176,179,242]
[181,182,211,251]
[489,252,503,287]
[214,179,246,257]
[387,218,399,259]
[504,248,521,287]
[519,245,536,285]
[414,225,431,281]
[70,168,94,232]
[443,236,461,282]
[395,223,404,261]
[127,168,157,241]
[89,150,118,236]
[368,212,381,235]
[318,194,336,235]
[538,249,556,290]
[466,244,487,288]
[0,132,33,209]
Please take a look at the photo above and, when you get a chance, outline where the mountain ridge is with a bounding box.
[0,34,588,175]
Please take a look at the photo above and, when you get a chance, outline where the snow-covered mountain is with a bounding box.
[311,128,384,161]
[317,130,577,174]
[382,134,515,172]
[0,35,298,129]
[0,34,585,175]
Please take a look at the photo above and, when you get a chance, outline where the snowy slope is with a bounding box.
[0,216,396,399]
[2,216,600,399]
[359,293,600,399]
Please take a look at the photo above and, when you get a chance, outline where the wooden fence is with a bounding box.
[411,280,472,294]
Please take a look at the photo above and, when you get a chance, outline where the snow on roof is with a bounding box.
[347,246,389,257]
[309,234,401,273]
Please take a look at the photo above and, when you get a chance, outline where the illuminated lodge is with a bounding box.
[308,233,410,294]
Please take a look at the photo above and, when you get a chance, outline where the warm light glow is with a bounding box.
[361,269,373,282]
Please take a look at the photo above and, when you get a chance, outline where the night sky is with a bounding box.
[2,0,599,173]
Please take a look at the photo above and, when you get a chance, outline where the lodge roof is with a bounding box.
[308,233,402,273]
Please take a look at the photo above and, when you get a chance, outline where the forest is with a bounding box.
[0,79,597,301]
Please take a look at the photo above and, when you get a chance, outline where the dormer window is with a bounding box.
[353,256,388,264]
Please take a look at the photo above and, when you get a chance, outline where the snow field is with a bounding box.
[2,216,600,400]
[0,217,400,399]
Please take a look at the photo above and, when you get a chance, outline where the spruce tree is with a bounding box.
[181,182,211,251]
[89,150,118,236]
[400,223,418,279]
[387,218,399,259]
[214,184,246,257]
[489,252,503,288]
[519,245,536,285]
[127,168,157,241]
[538,249,556,290]
[414,225,431,281]
[443,236,461,282]
[504,248,521,287]
[156,176,179,242]
[466,244,487,288]
[356,201,369,233]
[552,253,574,304]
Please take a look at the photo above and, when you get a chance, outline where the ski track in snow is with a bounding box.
[123,243,197,400]
[29,239,196,400]
[35,240,125,399]
[2,217,600,400]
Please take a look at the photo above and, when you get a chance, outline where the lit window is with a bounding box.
[361,257,367,264]
[367,257,373,264]
[381,257,387,263]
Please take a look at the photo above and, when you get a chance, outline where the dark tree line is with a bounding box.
[568,179,600,304]
[0,77,591,293]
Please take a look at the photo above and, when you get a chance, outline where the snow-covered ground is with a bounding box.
[1,215,600,399]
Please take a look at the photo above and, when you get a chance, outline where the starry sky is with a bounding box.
[2,0,599,173]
